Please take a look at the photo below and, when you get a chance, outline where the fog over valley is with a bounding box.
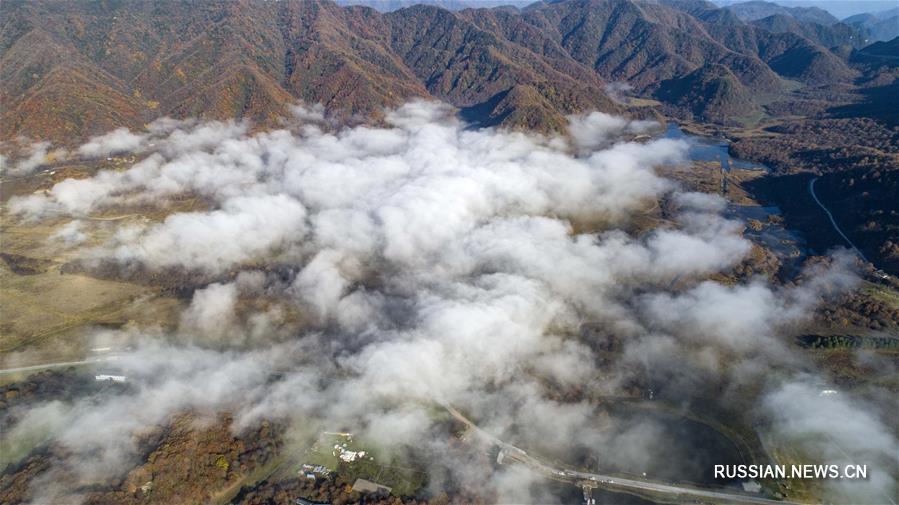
[1,101,895,504]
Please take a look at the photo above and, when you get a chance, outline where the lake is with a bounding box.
[662,123,768,172]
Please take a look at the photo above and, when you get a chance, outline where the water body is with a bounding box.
[538,125,803,503]
[594,404,746,487]
[665,123,807,262]
[727,204,806,260]
[662,123,768,172]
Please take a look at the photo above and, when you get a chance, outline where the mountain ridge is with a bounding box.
[723,0,839,25]
[0,0,887,143]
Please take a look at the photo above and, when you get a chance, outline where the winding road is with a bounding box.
[446,406,803,505]
[808,177,868,263]
[0,362,812,504]
[0,355,120,375]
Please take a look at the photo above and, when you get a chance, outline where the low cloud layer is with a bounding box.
[0,139,67,176]
[2,102,894,503]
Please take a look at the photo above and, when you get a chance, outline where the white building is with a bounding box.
[95,374,127,382]
[742,481,762,493]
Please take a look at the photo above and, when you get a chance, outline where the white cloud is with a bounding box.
[764,381,898,503]
[2,102,880,503]
[78,128,147,157]
[50,220,87,246]
[1,141,67,175]
[107,194,307,272]
[567,111,660,152]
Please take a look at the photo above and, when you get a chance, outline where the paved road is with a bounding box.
[558,468,801,505]
[0,355,120,375]
[0,367,821,504]
[808,177,868,263]
[446,406,803,505]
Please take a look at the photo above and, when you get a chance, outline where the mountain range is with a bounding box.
[2,0,895,144]
[722,0,839,25]
[843,7,899,43]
